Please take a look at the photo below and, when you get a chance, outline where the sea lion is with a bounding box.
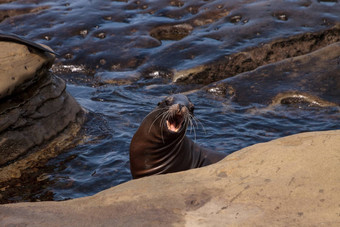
[129,94,226,179]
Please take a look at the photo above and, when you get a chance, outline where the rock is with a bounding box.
[204,41,340,106]
[0,34,55,99]
[174,24,340,84]
[0,35,85,182]
[0,130,339,226]
[150,24,193,41]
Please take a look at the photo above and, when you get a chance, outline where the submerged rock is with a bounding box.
[0,130,339,226]
[0,35,85,182]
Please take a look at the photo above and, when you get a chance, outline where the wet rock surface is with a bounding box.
[204,42,340,106]
[1,130,339,226]
[176,25,340,84]
[0,39,85,183]
[0,0,339,83]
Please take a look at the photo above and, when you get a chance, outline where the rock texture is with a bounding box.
[175,24,340,85]
[0,37,85,182]
[1,130,339,226]
[0,40,54,99]
[204,41,340,106]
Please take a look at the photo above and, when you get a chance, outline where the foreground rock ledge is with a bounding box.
[1,130,339,226]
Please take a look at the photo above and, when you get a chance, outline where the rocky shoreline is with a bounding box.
[0,37,85,185]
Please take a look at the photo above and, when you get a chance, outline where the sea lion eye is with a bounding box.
[165,97,173,106]
[189,103,194,112]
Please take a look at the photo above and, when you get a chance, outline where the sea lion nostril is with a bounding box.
[178,105,182,113]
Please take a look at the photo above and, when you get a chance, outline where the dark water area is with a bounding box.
[43,86,340,201]
[0,0,340,202]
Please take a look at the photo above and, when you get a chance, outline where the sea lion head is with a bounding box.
[157,94,195,133]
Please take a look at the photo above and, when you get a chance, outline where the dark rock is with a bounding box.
[150,24,193,41]
[204,42,340,106]
[175,24,340,84]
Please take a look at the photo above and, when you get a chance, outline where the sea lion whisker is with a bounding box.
[162,110,171,127]
[161,110,170,126]
[160,111,172,143]
[145,108,168,130]
[188,116,197,141]
[144,107,167,119]
[148,110,168,133]
[169,125,186,145]
[184,116,190,129]
[177,114,189,133]
[161,112,170,143]
[177,118,186,134]
[175,130,187,146]
[190,114,199,129]
[186,114,194,132]
[187,116,194,133]
[192,115,206,134]
[191,114,199,130]
[149,111,166,131]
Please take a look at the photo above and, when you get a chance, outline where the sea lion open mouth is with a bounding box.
[166,114,184,132]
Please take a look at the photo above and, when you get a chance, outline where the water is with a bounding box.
[0,0,340,202]
[40,83,339,201]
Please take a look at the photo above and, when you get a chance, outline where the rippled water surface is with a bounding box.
[1,0,340,202]
[41,83,339,201]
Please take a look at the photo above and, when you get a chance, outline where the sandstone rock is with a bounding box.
[0,35,85,182]
[0,130,339,226]
[0,73,84,167]
[0,35,55,99]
